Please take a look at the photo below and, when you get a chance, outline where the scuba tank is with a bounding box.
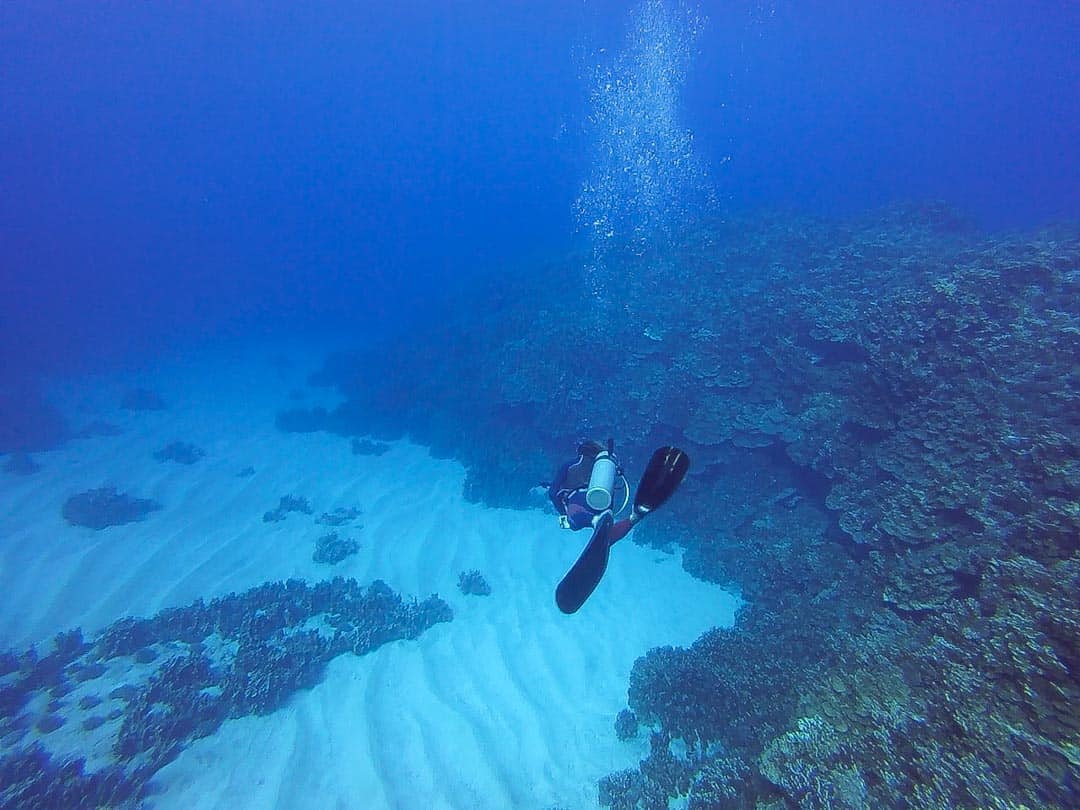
[586,440,619,511]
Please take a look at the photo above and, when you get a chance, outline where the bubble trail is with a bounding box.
[575,0,715,302]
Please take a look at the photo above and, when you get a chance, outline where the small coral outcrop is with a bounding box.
[614,708,638,741]
[152,441,205,465]
[62,487,161,530]
[351,438,391,456]
[457,570,491,596]
[312,533,359,565]
[317,507,362,527]
[263,495,312,523]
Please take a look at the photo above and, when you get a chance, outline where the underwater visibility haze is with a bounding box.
[1,1,1078,807]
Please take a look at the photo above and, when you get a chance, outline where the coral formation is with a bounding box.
[263,494,313,523]
[312,532,359,565]
[152,441,205,464]
[277,206,1079,806]
[351,438,391,456]
[0,578,451,806]
[317,506,362,527]
[457,570,492,596]
[614,708,638,741]
[62,487,161,530]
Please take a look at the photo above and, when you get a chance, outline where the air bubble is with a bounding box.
[575,0,715,303]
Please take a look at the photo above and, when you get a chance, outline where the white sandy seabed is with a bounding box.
[0,344,741,809]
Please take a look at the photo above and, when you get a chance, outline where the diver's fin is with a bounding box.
[555,511,614,614]
[632,446,690,521]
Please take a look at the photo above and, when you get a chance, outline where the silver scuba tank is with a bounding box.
[586,450,617,511]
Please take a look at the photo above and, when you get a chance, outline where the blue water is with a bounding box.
[3,1,1077,377]
[1,2,1078,807]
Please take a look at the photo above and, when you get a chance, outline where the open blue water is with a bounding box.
[3,1,1076,376]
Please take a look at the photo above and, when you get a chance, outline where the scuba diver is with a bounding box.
[547,440,690,614]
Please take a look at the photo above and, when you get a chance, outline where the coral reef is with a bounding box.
[278,206,1079,806]
[457,570,492,596]
[312,532,359,565]
[317,506,362,527]
[152,441,205,464]
[263,494,312,523]
[351,438,391,456]
[599,768,644,810]
[615,708,639,741]
[62,487,161,530]
[797,555,1080,808]
[0,578,451,806]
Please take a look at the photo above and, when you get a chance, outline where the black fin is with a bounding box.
[633,446,690,521]
[555,512,614,614]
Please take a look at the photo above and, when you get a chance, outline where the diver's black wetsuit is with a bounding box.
[547,441,633,540]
